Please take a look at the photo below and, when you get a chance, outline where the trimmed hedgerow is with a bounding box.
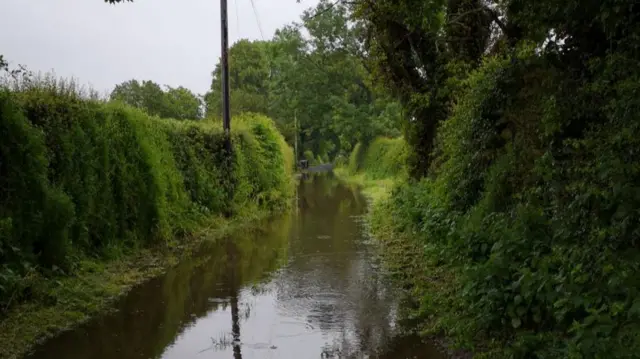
[0,84,293,312]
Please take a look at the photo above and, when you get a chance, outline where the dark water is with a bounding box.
[26,173,444,359]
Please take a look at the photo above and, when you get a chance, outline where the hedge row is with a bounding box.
[0,86,293,309]
[366,50,640,357]
[346,137,408,179]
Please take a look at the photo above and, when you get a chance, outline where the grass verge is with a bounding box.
[333,168,395,203]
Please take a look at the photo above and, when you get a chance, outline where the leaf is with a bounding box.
[514,295,523,305]
[511,317,522,329]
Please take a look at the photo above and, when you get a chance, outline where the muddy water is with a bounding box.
[26,173,444,359]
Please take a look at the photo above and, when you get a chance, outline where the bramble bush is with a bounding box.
[0,77,293,313]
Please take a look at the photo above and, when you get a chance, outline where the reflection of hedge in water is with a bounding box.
[0,87,293,308]
[27,215,292,359]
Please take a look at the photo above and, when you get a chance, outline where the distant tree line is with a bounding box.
[110,80,203,120]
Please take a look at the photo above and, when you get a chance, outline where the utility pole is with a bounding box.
[220,0,231,153]
[294,108,298,167]
[220,0,233,217]
[294,108,299,215]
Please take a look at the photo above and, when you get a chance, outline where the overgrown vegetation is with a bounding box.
[0,75,293,317]
[10,0,640,357]
[344,0,640,357]
[204,0,401,162]
[345,137,408,180]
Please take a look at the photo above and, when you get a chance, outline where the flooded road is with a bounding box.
[26,174,444,359]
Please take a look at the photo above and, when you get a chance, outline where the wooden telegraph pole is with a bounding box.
[294,109,298,166]
[220,0,233,218]
[220,0,231,153]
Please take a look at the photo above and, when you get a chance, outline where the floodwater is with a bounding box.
[26,173,444,359]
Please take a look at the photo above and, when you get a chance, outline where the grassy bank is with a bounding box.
[0,78,293,358]
[335,137,408,200]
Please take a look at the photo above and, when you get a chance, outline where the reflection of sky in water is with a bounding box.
[161,249,397,358]
[26,174,444,359]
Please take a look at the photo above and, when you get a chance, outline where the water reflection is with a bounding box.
[26,173,444,359]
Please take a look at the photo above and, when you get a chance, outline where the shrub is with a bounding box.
[346,138,408,179]
[303,149,317,166]
[379,48,640,357]
[0,85,293,312]
[347,142,364,174]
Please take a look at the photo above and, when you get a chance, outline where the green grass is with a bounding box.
[333,168,395,202]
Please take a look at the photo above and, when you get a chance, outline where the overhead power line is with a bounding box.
[234,0,240,39]
[249,0,265,40]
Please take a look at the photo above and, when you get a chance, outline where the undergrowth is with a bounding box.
[343,46,640,358]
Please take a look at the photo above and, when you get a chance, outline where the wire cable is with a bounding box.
[234,0,241,39]
[249,0,265,40]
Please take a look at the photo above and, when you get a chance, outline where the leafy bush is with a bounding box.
[347,142,364,174]
[0,84,293,312]
[377,47,640,357]
[303,149,317,166]
[346,138,407,179]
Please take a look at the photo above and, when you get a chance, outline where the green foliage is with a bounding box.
[347,142,364,174]
[110,80,203,120]
[303,149,318,166]
[353,0,640,356]
[361,138,408,180]
[204,0,402,162]
[0,83,293,313]
[346,138,407,180]
[371,44,640,359]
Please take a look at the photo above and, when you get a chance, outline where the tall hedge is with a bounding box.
[347,137,408,179]
[375,47,640,357]
[0,87,293,309]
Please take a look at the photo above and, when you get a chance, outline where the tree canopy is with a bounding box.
[205,0,401,161]
[110,79,203,120]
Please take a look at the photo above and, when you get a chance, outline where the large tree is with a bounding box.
[205,0,402,160]
[110,79,202,120]
[350,0,501,177]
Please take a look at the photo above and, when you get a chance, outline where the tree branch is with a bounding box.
[484,7,507,33]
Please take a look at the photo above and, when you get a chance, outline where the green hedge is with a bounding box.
[0,87,293,310]
[346,137,408,179]
[377,49,640,357]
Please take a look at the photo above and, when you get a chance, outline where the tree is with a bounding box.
[164,86,203,120]
[110,80,202,120]
[350,0,502,177]
[204,0,403,161]
[205,39,271,119]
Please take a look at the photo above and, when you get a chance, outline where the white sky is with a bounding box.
[0,0,318,95]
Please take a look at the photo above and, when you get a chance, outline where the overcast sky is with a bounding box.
[0,0,318,95]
